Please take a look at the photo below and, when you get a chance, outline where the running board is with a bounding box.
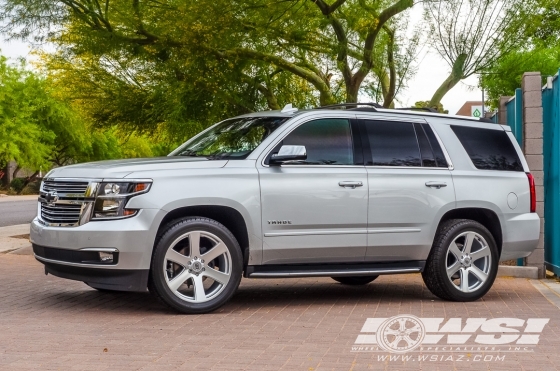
[245,261,424,278]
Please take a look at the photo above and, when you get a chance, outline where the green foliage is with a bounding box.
[10,178,25,193]
[1,0,423,139]
[481,0,560,106]
[413,101,448,114]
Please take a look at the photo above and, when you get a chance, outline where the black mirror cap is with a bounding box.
[269,153,307,165]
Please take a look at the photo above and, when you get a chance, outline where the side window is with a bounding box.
[451,125,523,171]
[280,118,354,165]
[364,121,421,167]
[413,123,449,168]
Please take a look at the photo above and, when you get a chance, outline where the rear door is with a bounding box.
[358,117,456,262]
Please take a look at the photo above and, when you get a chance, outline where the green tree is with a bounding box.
[413,101,448,114]
[481,0,560,106]
[1,0,424,138]
[424,0,524,106]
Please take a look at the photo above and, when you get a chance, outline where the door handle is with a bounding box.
[425,181,447,189]
[339,181,363,189]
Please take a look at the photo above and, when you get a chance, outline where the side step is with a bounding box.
[245,261,425,278]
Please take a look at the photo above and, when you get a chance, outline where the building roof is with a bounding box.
[456,101,483,117]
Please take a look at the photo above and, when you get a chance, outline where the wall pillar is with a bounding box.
[498,96,511,125]
[522,72,545,278]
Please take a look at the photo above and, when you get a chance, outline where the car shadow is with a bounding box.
[22,275,454,315]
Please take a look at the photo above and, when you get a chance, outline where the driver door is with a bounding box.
[257,117,369,265]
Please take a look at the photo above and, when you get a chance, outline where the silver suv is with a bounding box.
[30,103,540,313]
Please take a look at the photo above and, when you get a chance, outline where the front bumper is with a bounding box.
[30,208,165,290]
[39,255,149,291]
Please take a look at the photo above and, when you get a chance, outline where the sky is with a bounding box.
[0,7,483,116]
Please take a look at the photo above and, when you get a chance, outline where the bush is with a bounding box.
[21,180,41,195]
[10,178,26,193]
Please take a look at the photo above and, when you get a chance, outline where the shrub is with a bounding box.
[10,178,26,193]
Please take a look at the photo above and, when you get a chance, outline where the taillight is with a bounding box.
[527,173,536,213]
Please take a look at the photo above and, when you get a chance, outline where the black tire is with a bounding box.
[148,217,243,314]
[422,219,499,302]
[331,276,379,285]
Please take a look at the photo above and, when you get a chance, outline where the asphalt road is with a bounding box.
[0,199,37,227]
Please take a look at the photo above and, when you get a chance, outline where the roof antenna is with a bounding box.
[281,103,298,113]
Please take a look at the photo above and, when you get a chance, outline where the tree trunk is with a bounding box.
[429,53,468,107]
[12,165,21,180]
[18,171,39,195]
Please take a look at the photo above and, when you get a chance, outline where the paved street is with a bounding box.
[0,196,37,227]
[1,254,560,371]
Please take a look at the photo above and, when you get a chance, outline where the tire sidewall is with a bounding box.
[151,218,243,313]
[435,221,499,301]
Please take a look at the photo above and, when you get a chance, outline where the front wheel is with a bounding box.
[331,276,378,285]
[148,217,243,314]
[422,219,498,302]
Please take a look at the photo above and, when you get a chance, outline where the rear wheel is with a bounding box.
[331,276,378,285]
[422,219,498,301]
[148,217,243,314]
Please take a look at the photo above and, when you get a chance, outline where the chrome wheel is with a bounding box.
[446,231,492,293]
[163,231,232,303]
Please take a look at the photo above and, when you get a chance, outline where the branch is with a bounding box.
[217,48,335,105]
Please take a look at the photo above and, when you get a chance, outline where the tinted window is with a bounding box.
[280,119,354,165]
[172,117,287,159]
[451,125,523,171]
[365,121,421,167]
[422,124,448,168]
[414,123,437,167]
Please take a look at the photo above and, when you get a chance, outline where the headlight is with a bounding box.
[92,181,152,220]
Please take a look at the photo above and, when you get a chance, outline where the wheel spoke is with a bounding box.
[192,274,206,302]
[448,241,463,260]
[469,265,488,283]
[463,232,476,254]
[398,318,407,331]
[447,261,461,279]
[203,266,231,285]
[388,335,403,347]
[202,242,228,263]
[459,268,470,292]
[189,232,201,258]
[165,248,191,268]
[167,269,191,292]
[470,246,491,262]
[402,335,415,347]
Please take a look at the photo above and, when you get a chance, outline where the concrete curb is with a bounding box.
[498,265,539,279]
[530,279,560,310]
[0,224,31,254]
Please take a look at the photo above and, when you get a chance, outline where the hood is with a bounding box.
[46,157,228,179]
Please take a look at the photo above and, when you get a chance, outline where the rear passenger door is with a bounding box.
[358,118,456,262]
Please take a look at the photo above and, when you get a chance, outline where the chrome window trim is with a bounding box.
[259,115,359,169]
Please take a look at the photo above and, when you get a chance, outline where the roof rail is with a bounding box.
[315,103,382,110]
[395,107,438,113]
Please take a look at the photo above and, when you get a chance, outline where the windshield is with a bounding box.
[171,116,289,159]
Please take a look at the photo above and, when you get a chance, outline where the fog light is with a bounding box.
[99,252,114,263]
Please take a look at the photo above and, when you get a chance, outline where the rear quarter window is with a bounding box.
[451,125,523,171]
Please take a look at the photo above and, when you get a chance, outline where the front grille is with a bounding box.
[39,179,93,226]
[42,180,89,195]
[40,203,83,226]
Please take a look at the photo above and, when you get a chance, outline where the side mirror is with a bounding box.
[270,145,307,165]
